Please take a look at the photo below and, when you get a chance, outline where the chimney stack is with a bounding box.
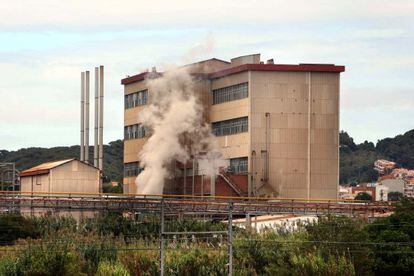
[98,65,104,171]
[81,66,103,171]
[80,72,85,161]
[85,71,90,163]
[94,67,99,168]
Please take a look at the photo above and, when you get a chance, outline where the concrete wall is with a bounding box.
[50,161,99,193]
[21,160,99,194]
[21,173,50,193]
[123,79,148,194]
[210,72,250,160]
[249,71,339,199]
[123,177,136,194]
[122,68,340,199]
[380,179,405,194]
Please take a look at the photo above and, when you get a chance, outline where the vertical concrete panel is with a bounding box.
[251,71,339,199]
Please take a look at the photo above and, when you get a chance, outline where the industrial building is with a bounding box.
[121,54,345,199]
[20,159,100,194]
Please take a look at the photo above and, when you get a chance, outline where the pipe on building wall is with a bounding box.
[183,162,187,194]
[264,112,270,182]
[192,157,195,196]
[98,65,104,171]
[307,72,312,201]
[85,71,90,163]
[201,173,204,196]
[80,72,85,162]
[210,174,215,196]
[94,67,99,168]
[250,150,256,197]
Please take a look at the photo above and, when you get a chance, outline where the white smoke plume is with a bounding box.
[135,67,221,195]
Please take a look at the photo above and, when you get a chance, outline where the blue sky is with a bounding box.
[1,0,413,150]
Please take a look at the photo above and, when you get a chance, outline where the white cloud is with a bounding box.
[1,0,413,30]
[0,1,414,150]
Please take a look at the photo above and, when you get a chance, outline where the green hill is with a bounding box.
[0,140,123,184]
[1,129,413,186]
[340,129,414,184]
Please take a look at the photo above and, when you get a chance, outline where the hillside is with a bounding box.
[340,129,414,184]
[0,140,123,183]
[1,129,414,185]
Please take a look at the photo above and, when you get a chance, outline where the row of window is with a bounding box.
[212,116,248,136]
[212,82,248,105]
[125,82,247,110]
[229,157,248,174]
[124,162,143,177]
[125,90,148,109]
[124,124,147,140]
[124,157,248,178]
[125,116,248,141]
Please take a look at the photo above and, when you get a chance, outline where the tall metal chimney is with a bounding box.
[85,71,90,163]
[94,67,99,168]
[98,65,104,171]
[80,72,85,162]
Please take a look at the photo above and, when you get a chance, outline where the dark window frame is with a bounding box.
[124,124,147,140]
[125,89,148,109]
[212,117,248,136]
[124,162,143,177]
[229,157,248,174]
[212,82,248,105]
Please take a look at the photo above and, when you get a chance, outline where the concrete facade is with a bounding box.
[20,159,100,194]
[380,178,405,194]
[121,54,345,199]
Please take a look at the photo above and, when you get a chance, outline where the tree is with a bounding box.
[376,130,414,169]
[354,192,373,201]
[305,216,373,275]
[366,198,414,275]
[0,214,40,244]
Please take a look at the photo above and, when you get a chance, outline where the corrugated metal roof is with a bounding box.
[20,159,75,177]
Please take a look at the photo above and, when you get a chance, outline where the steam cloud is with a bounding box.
[135,67,222,195]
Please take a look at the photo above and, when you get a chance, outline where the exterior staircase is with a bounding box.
[218,173,243,196]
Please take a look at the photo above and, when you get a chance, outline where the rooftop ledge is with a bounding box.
[121,63,345,85]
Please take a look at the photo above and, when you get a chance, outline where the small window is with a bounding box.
[229,157,248,174]
[35,176,41,185]
[124,162,143,177]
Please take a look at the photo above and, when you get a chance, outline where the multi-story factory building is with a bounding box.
[121,54,345,199]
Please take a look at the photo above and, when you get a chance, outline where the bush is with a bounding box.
[367,198,414,275]
[96,261,130,276]
[0,255,20,275]
[0,214,40,244]
[305,216,373,275]
[31,215,77,236]
[118,246,159,276]
[354,192,373,201]
[0,242,86,275]
[76,238,118,275]
[165,247,228,276]
[287,251,355,276]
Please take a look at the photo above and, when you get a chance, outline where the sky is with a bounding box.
[0,0,413,150]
